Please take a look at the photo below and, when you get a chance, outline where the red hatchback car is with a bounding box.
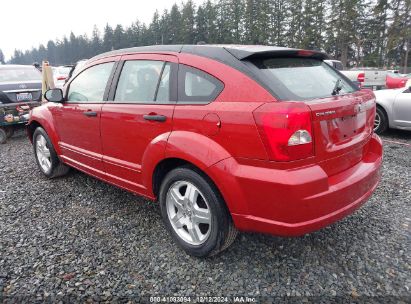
[28,45,383,257]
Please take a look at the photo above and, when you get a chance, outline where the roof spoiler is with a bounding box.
[224,46,329,61]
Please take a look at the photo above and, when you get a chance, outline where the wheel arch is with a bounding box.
[142,131,232,196]
[151,157,234,219]
[27,117,62,154]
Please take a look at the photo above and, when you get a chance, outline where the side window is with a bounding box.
[67,62,114,102]
[156,63,171,102]
[114,60,170,103]
[178,65,224,103]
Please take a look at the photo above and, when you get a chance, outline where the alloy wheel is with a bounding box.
[36,134,52,173]
[374,112,381,131]
[166,181,212,245]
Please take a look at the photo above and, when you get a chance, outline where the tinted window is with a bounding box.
[250,58,356,101]
[67,62,114,102]
[178,65,223,103]
[115,60,169,103]
[0,67,41,83]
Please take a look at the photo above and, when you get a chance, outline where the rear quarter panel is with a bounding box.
[172,53,274,160]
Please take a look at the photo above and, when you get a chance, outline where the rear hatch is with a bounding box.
[0,66,42,104]
[0,81,42,103]
[245,53,375,174]
[305,90,375,175]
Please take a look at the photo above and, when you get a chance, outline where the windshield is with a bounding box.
[0,67,41,83]
[250,57,357,101]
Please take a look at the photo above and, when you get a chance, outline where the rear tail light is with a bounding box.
[253,102,314,161]
[288,130,312,146]
[57,76,67,81]
[357,72,365,83]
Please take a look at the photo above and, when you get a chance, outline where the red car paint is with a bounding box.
[28,46,383,237]
[386,73,409,89]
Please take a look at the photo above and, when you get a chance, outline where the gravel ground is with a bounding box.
[0,129,410,302]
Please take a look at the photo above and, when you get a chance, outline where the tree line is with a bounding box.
[3,0,411,70]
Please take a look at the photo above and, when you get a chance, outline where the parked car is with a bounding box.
[65,59,88,83]
[0,65,42,143]
[373,86,411,134]
[386,72,411,89]
[52,65,72,88]
[27,45,382,257]
[324,60,387,89]
[0,65,42,104]
[323,59,344,71]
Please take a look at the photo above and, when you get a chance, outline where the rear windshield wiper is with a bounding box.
[332,78,342,95]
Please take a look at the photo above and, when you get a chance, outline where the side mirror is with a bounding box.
[44,88,64,103]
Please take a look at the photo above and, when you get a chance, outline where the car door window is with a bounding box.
[178,64,224,103]
[67,62,114,102]
[114,60,170,103]
[156,63,171,102]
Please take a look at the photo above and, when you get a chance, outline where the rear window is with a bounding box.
[250,58,357,101]
[0,67,41,83]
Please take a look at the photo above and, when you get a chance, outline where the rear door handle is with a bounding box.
[83,111,98,117]
[143,114,167,122]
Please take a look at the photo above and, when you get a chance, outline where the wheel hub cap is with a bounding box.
[35,135,52,173]
[166,181,212,246]
[374,112,381,131]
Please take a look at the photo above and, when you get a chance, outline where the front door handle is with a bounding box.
[143,114,167,122]
[83,111,98,117]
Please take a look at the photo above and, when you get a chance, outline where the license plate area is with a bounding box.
[326,112,366,144]
[16,92,33,101]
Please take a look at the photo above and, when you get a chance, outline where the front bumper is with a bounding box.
[208,134,383,236]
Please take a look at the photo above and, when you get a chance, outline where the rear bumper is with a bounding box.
[208,134,383,236]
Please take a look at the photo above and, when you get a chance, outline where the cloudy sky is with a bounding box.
[0,0,202,61]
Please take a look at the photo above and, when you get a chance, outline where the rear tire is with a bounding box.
[159,167,237,257]
[33,127,69,178]
[5,127,14,139]
[0,128,6,144]
[374,106,388,134]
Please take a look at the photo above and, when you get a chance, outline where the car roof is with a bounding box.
[88,44,329,100]
[90,44,328,62]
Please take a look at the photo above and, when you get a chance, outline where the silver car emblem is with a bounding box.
[19,84,27,89]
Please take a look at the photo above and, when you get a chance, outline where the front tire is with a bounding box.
[374,106,388,134]
[159,167,237,257]
[33,127,69,178]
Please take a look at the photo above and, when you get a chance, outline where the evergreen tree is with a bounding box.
[286,0,304,47]
[0,49,5,64]
[168,4,182,44]
[113,24,126,50]
[102,24,114,52]
[90,25,102,57]
[181,1,196,44]
[6,0,410,69]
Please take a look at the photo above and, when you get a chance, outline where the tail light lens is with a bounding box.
[253,102,314,161]
[57,76,67,81]
[357,72,365,83]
